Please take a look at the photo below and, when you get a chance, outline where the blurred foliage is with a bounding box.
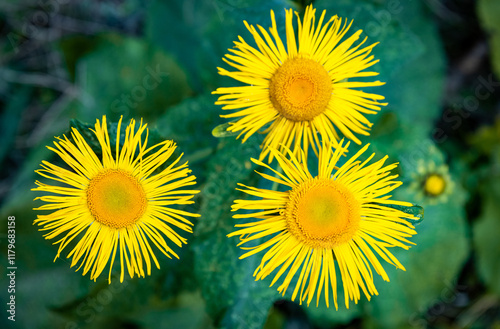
[473,144,500,296]
[65,33,192,122]
[474,178,500,296]
[1,0,500,328]
[315,0,445,138]
[478,0,500,79]
[193,137,276,329]
[366,139,469,329]
[145,0,297,92]
[0,87,30,164]
[469,117,500,155]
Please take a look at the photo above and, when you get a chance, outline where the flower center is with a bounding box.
[424,174,446,196]
[87,169,147,228]
[285,178,360,249]
[269,57,332,122]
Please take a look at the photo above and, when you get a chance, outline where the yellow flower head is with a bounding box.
[214,5,387,163]
[33,116,200,282]
[228,141,417,309]
[424,174,446,196]
[409,158,454,205]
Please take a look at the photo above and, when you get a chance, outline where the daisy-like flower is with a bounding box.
[213,5,387,163]
[228,141,417,309]
[33,116,200,282]
[408,159,453,205]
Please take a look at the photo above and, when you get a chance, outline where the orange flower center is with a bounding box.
[285,178,360,248]
[269,57,332,121]
[87,169,147,228]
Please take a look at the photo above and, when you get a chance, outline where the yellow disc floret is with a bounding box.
[285,177,360,249]
[270,57,332,121]
[424,174,446,196]
[87,169,147,228]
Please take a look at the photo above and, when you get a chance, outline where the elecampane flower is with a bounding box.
[228,141,417,308]
[33,116,200,282]
[408,158,454,205]
[214,5,387,163]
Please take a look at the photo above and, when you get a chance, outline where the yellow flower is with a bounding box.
[409,158,454,205]
[214,5,387,163]
[33,116,200,282]
[228,141,416,309]
[424,174,446,196]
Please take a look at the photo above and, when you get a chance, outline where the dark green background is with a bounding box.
[0,0,499,328]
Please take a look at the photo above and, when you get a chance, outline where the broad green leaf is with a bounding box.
[1,185,91,329]
[263,306,286,329]
[303,289,362,327]
[153,93,223,183]
[362,139,469,329]
[473,160,500,296]
[154,93,221,156]
[59,35,103,81]
[474,193,500,296]
[145,0,297,93]
[315,0,445,139]
[193,137,279,329]
[0,265,88,329]
[135,291,213,329]
[478,0,500,79]
[0,87,31,164]
[73,33,192,122]
[468,117,500,156]
[50,250,204,329]
[364,197,468,329]
[0,138,55,223]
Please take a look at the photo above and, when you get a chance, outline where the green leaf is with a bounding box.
[364,200,468,329]
[314,0,424,77]
[66,117,166,164]
[263,306,286,329]
[468,117,500,156]
[145,0,297,93]
[49,248,205,328]
[0,265,88,329]
[212,122,240,138]
[193,137,279,329]
[302,290,362,327]
[473,165,500,296]
[73,33,192,122]
[315,0,445,139]
[0,137,55,222]
[362,139,469,329]
[474,194,500,296]
[153,93,223,183]
[478,0,500,79]
[154,93,221,155]
[135,291,213,329]
[59,34,103,81]
[0,87,31,164]
[384,203,425,224]
[1,188,91,329]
